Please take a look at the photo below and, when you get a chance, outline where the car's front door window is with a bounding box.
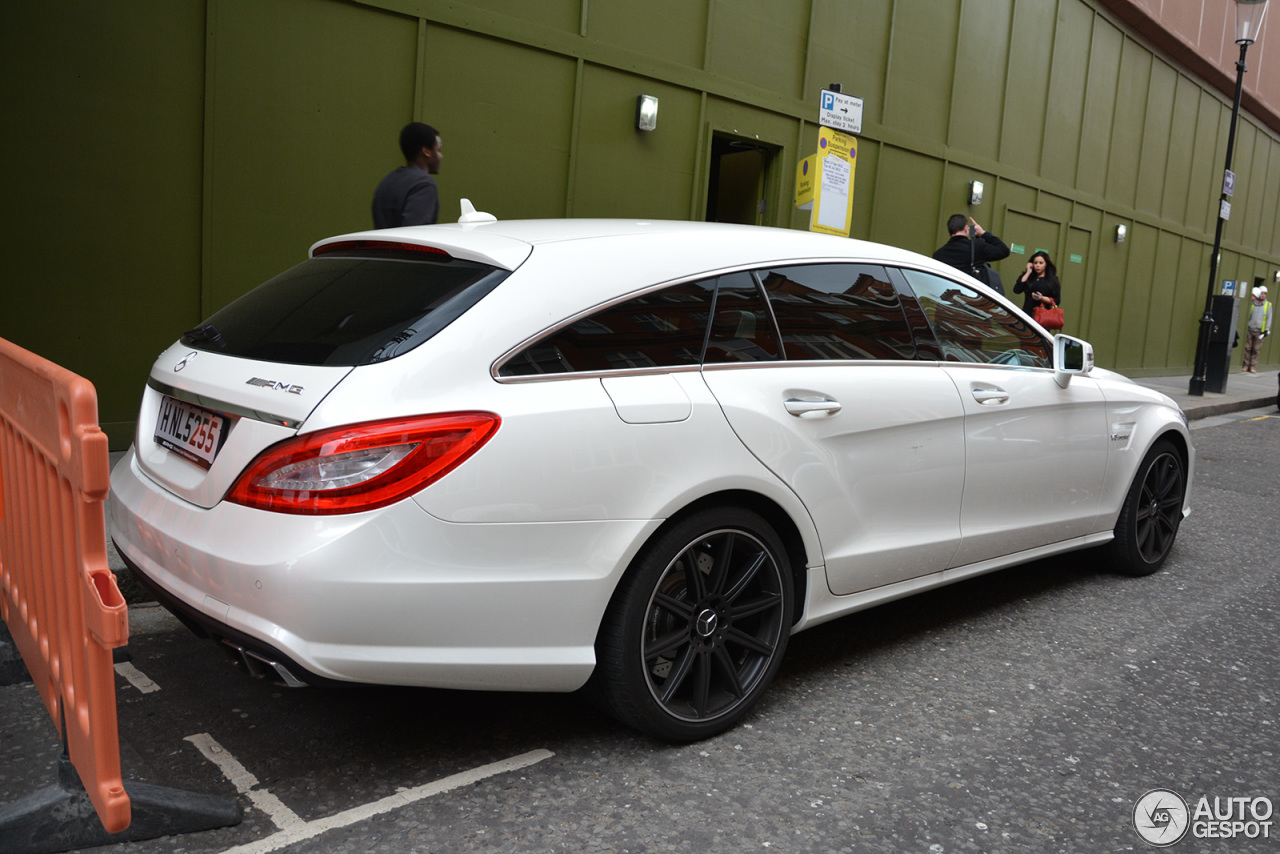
[897,269,1050,367]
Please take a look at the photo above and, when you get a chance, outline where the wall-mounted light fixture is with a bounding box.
[636,94,659,132]
[1273,269,1280,284]
[968,180,984,206]
[1115,224,1128,243]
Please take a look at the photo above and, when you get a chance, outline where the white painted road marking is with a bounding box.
[114,661,160,693]
[186,733,305,829]
[184,732,553,853]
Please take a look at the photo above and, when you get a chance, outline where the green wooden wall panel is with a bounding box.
[1087,219,1130,363]
[458,0,581,34]
[706,0,809,99]
[847,138,880,240]
[882,0,958,146]
[571,66,700,219]
[1161,76,1203,224]
[1113,223,1159,370]
[1232,123,1260,249]
[1037,193,1074,235]
[1265,145,1280,256]
[0,1,205,445]
[806,2,892,128]
[1135,60,1176,216]
[1041,0,1092,186]
[1186,95,1227,236]
[1105,39,1152,210]
[586,0,709,69]
[1065,223,1096,339]
[949,0,1011,160]
[998,184,1040,234]
[1144,229,1182,368]
[1076,19,1123,197]
[421,30,576,221]
[869,146,943,252]
[204,0,418,312]
[1068,204,1103,340]
[1248,134,1272,254]
[1001,0,1056,174]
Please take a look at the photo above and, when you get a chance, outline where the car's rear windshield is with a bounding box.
[182,250,509,366]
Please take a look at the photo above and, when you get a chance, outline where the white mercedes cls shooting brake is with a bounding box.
[110,216,1192,741]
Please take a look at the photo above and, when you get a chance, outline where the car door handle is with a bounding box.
[784,396,842,417]
[971,387,1009,405]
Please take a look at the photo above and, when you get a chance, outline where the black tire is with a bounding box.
[1105,439,1186,576]
[590,507,793,742]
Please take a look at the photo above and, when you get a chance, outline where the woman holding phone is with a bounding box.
[1013,250,1061,318]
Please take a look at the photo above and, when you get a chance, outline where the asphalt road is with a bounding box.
[2,408,1278,853]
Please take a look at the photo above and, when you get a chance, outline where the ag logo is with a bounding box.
[1134,789,1190,847]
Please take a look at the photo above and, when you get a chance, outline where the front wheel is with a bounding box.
[1105,439,1186,576]
[590,508,793,741]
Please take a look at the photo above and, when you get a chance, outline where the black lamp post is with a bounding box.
[1190,0,1269,396]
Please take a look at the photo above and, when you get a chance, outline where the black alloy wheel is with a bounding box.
[1106,439,1186,576]
[591,508,793,741]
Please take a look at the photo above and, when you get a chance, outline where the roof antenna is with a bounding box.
[458,198,497,225]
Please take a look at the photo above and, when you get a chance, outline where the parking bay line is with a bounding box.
[185,733,553,854]
[114,661,160,694]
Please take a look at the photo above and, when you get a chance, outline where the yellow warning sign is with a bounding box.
[795,155,815,210]
[809,127,857,237]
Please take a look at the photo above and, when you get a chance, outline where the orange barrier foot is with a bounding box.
[0,751,242,854]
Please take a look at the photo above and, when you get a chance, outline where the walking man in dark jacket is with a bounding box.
[372,122,443,228]
[933,214,1011,295]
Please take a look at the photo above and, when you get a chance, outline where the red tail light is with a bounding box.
[226,412,500,515]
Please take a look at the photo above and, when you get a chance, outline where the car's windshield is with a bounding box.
[183,252,508,366]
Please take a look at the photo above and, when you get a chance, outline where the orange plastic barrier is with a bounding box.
[0,337,131,833]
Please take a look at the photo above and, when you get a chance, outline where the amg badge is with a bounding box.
[246,377,304,395]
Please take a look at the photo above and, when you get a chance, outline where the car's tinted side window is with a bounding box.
[758,264,915,361]
[499,279,716,376]
[899,269,1051,367]
[703,272,781,363]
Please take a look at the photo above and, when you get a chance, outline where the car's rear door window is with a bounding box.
[703,272,781,363]
[183,249,508,366]
[896,268,1050,367]
[756,264,915,360]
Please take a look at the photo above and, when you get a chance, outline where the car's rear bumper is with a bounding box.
[109,447,660,692]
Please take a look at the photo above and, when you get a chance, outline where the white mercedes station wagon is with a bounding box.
[110,216,1193,741]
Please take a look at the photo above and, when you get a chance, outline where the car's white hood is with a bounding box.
[132,341,352,508]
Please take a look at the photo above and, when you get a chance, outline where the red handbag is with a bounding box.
[1034,299,1064,330]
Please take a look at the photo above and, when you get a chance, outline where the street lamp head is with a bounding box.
[1236,0,1269,45]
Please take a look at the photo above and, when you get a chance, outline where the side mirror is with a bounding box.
[1053,335,1094,388]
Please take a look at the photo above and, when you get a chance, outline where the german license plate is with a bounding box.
[154,395,226,469]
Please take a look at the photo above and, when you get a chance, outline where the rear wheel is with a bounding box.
[591,508,793,741]
[1105,439,1185,576]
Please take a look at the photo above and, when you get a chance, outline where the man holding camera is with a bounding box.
[933,214,1011,296]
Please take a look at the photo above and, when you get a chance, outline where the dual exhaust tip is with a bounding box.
[219,639,308,688]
